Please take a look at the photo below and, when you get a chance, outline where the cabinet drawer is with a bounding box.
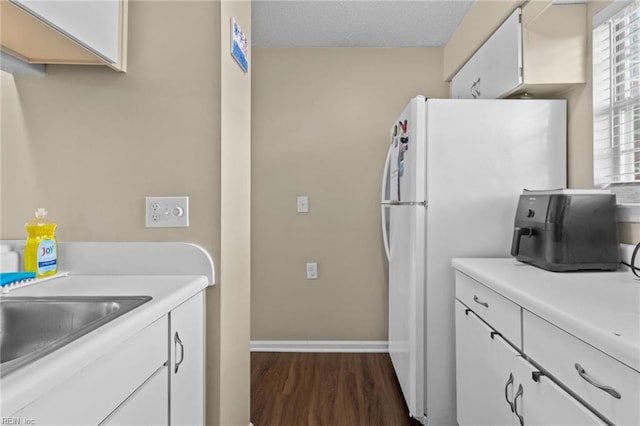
[455,271,521,347]
[524,311,640,425]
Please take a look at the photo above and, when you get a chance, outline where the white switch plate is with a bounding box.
[297,196,309,213]
[146,196,189,228]
[306,262,318,279]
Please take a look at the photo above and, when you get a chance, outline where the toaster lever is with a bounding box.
[511,227,533,257]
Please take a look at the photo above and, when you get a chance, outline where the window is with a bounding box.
[593,0,640,219]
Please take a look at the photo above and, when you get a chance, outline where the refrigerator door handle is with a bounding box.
[382,201,427,206]
[381,144,392,204]
[381,146,392,262]
[382,204,391,262]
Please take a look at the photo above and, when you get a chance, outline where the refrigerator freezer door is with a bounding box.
[388,204,425,420]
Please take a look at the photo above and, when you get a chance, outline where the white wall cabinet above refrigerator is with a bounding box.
[0,0,128,72]
[451,3,586,99]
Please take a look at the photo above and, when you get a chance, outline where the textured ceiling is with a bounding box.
[252,0,474,47]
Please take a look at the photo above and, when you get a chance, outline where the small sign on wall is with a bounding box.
[231,17,249,73]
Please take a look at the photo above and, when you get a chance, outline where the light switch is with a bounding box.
[306,262,318,279]
[297,196,309,213]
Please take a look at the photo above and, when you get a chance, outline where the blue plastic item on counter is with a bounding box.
[0,272,36,287]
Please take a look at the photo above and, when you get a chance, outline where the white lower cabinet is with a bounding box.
[10,291,205,425]
[524,311,640,425]
[101,366,169,426]
[12,318,167,425]
[170,291,205,426]
[455,302,515,425]
[455,297,605,425]
[522,362,606,426]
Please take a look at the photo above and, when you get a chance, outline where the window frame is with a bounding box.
[593,0,640,222]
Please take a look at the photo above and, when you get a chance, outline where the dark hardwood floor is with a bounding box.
[251,352,420,426]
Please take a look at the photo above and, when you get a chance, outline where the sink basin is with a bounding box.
[0,296,151,376]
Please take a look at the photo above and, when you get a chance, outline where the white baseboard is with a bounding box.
[250,340,388,353]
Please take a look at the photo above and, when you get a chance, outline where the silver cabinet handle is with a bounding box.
[575,363,621,399]
[473,295,489,308]
[514,384,524,426]
[174,331,185,374]
[504,373,514,412]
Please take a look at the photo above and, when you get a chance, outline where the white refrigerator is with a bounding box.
[381,96,566,425]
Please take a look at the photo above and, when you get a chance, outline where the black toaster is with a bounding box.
[511,190,620,272]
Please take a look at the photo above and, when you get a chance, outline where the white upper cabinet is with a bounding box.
[452,8,522,99]
[451,53,480,99]
[451,3,586,99]
[15,0,120,62]
[0,0,128,71]
[476,8,522,100]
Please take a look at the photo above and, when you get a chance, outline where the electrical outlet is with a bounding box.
[146,196,189,228]
[306,262,318,280]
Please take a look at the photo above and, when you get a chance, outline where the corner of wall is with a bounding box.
[218,2,251,426]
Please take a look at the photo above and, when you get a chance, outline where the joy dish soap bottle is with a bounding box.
[24,208,58,278]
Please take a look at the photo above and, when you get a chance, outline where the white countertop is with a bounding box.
[0,273,208,416]
[451,258,640,373]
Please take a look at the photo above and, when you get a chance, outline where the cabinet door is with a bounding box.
[457,293,606,426]
[101,366,169,426]
[455,301,516,426]
[516,360,606,426]
[476,8,523,99]
[12,0,121,62]
[170,292,205,426]
[451,54,479,99]
[455,300,602,426]
[499,342,602,426]
[524,310,637,425]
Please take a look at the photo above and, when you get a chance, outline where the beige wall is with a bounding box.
[0,1,250,425]
[251,48,449,341]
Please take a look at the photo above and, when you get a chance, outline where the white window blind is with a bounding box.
[593,1,640,203]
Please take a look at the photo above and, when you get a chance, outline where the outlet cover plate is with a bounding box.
[146,196,189,228]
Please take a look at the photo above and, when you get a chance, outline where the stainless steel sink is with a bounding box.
[0,296,151,376]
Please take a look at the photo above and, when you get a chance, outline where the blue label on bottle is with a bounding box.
[37,239,57,275]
